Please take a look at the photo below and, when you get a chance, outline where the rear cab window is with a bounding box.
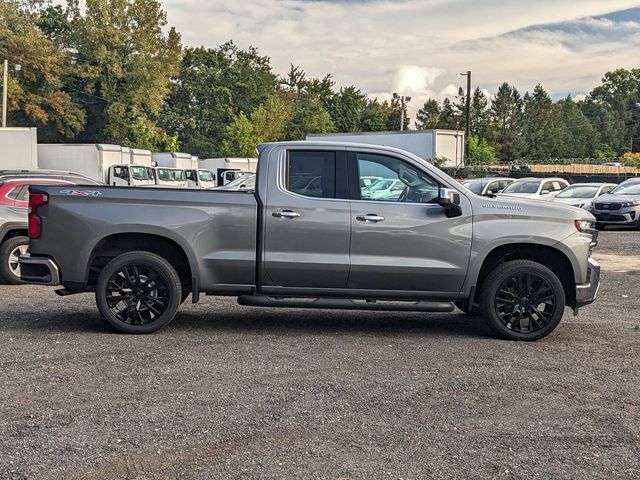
[286,150,347,199]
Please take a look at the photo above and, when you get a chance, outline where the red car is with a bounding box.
[0,171,100,284]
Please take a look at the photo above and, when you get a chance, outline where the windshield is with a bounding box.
[130,166,150,181]
[171,170,186,181]
[157,169,172,181]
[366,179,394,191]
[556,185,599,198]
[462,180,484,194]
[503,180,540,194]
[609,181,640,195]
[198,170,213,182]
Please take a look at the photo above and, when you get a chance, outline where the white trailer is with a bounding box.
[151,152,195,170]
[199,157,258,186]
[0,127,38,170]
[37,144,153,186]
[306,130,465,167]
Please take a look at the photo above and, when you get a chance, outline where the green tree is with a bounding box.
[467,134,498,165]
[360,99,389,131]
[328,86,367,132]
[67,0,182,145]
[415,98,440,130]
[470,87,490,139]
[490,82,524,162]
[283,98,334,140]
[521,84,556,160]
[438,98,459,130]
[0,0,84,140]
[220,112,257,157]
[251,93,292,143]
[160,43,277,157]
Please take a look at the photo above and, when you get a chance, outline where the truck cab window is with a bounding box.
[113,167,129,181]
[287,151,336,199]
[357,153,439,203]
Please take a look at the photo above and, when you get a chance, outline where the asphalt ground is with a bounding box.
[0,231,638,479]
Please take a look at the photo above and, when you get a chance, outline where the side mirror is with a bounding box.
[438,188,462,218]
[540,190,550,195]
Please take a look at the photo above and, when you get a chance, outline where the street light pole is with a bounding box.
[393,92,411,131]
[457,70,472,164]
[2,59,8,128]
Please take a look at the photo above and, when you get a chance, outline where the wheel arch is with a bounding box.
[85,232,199,301]
[472,243,576,308]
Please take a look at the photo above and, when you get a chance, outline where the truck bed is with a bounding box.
[28,185,258,293]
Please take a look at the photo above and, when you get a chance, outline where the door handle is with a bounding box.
[356,214,385,223]
[273,210,301,219]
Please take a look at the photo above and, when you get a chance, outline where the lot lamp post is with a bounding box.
[457,71,472,164]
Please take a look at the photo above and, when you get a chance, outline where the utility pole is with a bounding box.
[2,60,7,128]
[457,70,472,163]
[393,92,411,131]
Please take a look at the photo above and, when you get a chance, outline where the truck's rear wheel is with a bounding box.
[95,251,182,334]
[479,260,565,341]
[0,236,29,284]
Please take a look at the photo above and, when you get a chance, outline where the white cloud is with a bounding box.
[154,1,640,118]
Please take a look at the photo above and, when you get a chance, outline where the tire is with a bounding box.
[95,251,182,334]
[479,260,566,341]
[454,301,479,316]
[0,236,29,285]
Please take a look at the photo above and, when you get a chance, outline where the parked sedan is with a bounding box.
[361,178,406,201]
[499,177,569,199]
[588,178,640,230]
[549,183,617,209]
[462,177,514,196]
[0,171,100,283]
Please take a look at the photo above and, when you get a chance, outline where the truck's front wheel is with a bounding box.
[479,260,566,341]
[96,251,182,334]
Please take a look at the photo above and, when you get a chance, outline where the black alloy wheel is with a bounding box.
[480,260,566,341]
[96,251,181,333]
[493,271,558,334]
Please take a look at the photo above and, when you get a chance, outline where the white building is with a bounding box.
[307,129,465,167]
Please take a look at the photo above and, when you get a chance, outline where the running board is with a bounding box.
[237,295,455,312]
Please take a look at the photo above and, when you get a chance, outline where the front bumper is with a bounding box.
[589,206,639,225]
[19,253,61,286]
[574,257,600,310]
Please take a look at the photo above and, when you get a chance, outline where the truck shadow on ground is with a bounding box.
[7,308,492,339]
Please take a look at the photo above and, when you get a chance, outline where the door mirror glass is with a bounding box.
[540,189,550,195]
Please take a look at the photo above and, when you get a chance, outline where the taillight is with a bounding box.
[28,193,48,239]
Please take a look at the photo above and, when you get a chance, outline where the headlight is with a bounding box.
[622,200,640,208]
[575,220,595,232]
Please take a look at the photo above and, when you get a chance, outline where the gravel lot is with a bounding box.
[1,231,638,480]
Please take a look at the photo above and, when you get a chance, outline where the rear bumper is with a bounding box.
[574,257,600,309]
[19,253,61,286]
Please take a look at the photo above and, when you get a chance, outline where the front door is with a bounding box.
[262,148,351,288]
[348,151,473,293]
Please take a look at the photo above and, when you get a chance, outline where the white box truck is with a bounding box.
[306,130,465,167]
[199,157,258,186]
[0,127,38,170]
[37,144,154,186]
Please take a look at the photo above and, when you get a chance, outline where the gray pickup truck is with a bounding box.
[20,142,600,341]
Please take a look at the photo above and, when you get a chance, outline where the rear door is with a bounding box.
[347,150,473,293]
[262,147,351,288]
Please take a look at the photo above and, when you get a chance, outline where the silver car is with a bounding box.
[500,177,569,199]
[588,178,640,230]
[550,183,617,209]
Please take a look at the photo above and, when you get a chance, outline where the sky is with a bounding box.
[162,0,640,116]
